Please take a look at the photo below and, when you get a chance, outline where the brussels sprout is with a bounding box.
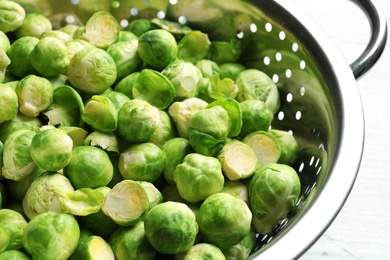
[59,126,89,148]
[168,97,208,138]
[116,30,138,42]
[67,47,117,95]
[118,142,164,182]
[217,140,257,180]
[197,193,252,250]
[177,31,211,64]
[65,39,96,61]
[113,71,139,99]
[268,129,300,165]
[22,212,80,260]
[195,59,221,78]
[0,31,10,52]
[30,128,73,172]
[221,180,249,205]
[144,201,198,254]
[0,1,26,33]
[0,84,18,123]
[132,69,176,110]
[207,74,238,101]
[69,231,115,260]
[138,181,163,209]
[222,227,256,260]
[6,36,39,78]
[0,229,10,253]
[239,99,273,137]
[2,129,36,181]
[102,179,149,226]
[242,131,281,168]
[188,105,230,156]
[109,221,156,260]
[84,131,119,157]
[162,59,202,100]
[107,40,141,80]
[125,18,152,37]
[0,250,31,260]
[149,110,176,147]
[219,63,246,81]
[42,85,85,127]
[137,29,178,70]
[249,163,301,234]
[207,98,242,137]
[117,99,160,143]
[236,69,280,115]
[15,75,54,118]
[210,39,242,64]
[0,209,27,251]
[175,243,226,260]
[174,153,224,203]
[14,13,52,38]
[30,36,70,77]
[161,137,194,185]
[78,11,120,49]
[82,95,118,132]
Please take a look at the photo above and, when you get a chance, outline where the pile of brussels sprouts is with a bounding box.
[0,1,302,259]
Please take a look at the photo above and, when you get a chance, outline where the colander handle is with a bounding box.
[350,0,388,79]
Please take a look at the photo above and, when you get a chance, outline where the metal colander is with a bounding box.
[28,0,388,258]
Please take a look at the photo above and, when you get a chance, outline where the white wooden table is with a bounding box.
[289,0,390,259]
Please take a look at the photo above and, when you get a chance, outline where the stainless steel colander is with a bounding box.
[38,0,388,258]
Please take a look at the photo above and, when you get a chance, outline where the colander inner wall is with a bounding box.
[44,0,343,256]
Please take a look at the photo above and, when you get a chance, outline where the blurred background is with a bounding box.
[290,0,390,259]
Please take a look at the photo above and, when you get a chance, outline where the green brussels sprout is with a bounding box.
[0,1,26,33]
[197,193,252,250]
[210,39,242,64]
[2,129,36,181]
[177,30,211,64]
[42,85,85,127]
[30,36,70,77]
[174,153,224,203]
[188,105,230,156]
[168,97,208,138]
[221,180,249,205]
[117,99,160,143]
[0,250,31,260]
[59,126,89,148]
[64,145,113,189]
[65,39,96,61]
[137,29,178,70]
[162,59,202,100]
[138,181,163,209]
[217,140,258,180]
[268,129,300,165]
[102,179,149,226]
[107,40,141,80]
[113,71,139,99]
[242,131,281,168]
[116,30,138,42]
[30,128,73,172]
[249,163,301,234]
[235,69,280,115]
[109,221,156,260]
[82,95,118,132]
[22,212,80,260]
[77,11,120,49]
[0,209,27,251]
[132,69,176,110]
[0,84,18,123]
[15,75,54,118]
[84,131,119,157]
[149,110,176,147]
[195,59,221,78]
[22,172,104,219]
[161,137,194,185]
[239,99,273,137]
[67,47,117,95]
[118,142,164,182]
[175,243,226,260]
[125,18,152,37]
[219,63,246,81]
[40,30,73,43]
[207,98,242,137]
[144,201,198,254]
[6,36,39,78]
[0,31,10,52]
[69,231,115,260]
[222,227,256,260]
[14,13,52,38]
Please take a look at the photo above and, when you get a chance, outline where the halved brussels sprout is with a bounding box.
[0,84,18,124]
[177,30,211,64]
[176,243,226,260]
[249,163,301,234]
[107,40,141,80]
[7,36,39,78]
[144,201,198,254]
[173,153,224,203]
[14,13,52,38]
[0,1,26,33]
[197,193,252,250]
[0,209,27,251]
[82,95,118,132]
[22,212,80,260]
[70,231,115,260]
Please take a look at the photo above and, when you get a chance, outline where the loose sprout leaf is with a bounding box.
[64,188,105,216]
